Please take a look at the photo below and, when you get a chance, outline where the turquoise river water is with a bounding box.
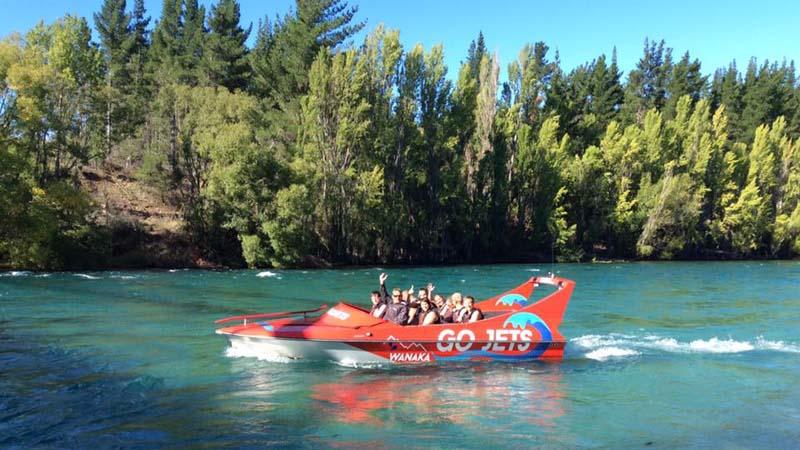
[1,262,799,449]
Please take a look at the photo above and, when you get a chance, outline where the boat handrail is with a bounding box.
[214,304,328,325]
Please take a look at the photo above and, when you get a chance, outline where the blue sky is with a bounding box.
[2,0,798,80]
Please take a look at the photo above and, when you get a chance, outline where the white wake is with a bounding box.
[572,333,800,361]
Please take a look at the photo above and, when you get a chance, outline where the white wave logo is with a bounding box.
[326,308,350,321]
[572,333,800,360]
[386,336,428,352]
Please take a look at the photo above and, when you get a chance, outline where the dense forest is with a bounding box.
[1,0,799,269]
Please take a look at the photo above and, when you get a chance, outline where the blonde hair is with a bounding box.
[451,292,463,305]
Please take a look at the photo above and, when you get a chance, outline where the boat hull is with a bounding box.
[219,331,567,365]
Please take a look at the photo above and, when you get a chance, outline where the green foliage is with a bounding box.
[239,233,269,267]
[0,171,110,269]
[4,7,800,269]
[637,171,703,258]
[263,184,315,267]
[721,180,770,254]
[6,16,103,179]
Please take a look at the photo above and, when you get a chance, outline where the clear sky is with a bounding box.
[2,0,799,80]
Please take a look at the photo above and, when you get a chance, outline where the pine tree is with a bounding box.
[150,0,183,84]
[94,0,135,153]
[664,51,706,119]
[205,0,251,91]
[180,0,207,86]
[710,63,743,140]
[94,0,134,85]
[740,60,796,142]
[127,0,150,130]
[591,51,624,130]
[466,31,486,80]
[622,38,673,124]
[250,0,364,104]
[131,0,150,53]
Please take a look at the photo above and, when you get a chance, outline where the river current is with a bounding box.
[1,262,798,448]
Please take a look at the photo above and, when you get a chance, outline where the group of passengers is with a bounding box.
[369,273,484,326]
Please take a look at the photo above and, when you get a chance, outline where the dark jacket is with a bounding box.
[383,301,408,325]
[379,283,390,304]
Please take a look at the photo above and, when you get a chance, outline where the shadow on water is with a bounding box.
[0,332,316,449]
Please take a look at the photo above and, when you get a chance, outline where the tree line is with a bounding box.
[1,0,799,269]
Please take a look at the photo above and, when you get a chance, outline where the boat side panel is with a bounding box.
[220,331,566,364]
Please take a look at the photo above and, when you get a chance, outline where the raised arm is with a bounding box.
[379,272,389,302]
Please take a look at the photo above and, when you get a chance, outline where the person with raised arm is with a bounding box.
[380,273,408,325]
[370,273,390,318]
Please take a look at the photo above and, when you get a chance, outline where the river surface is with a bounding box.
[1,262,799,449]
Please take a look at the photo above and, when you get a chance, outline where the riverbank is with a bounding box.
[0,163,795,272]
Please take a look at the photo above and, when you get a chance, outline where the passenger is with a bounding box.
[434,293,453,323]
[451,292,465,323]
[380,273,408,325]
[418,282,434,302]
[406,294,420,326]
[369,290,386,318]
[418,299,440,325]
[460,295,484,323]
[370,272,390,318]
[382,287,409,325]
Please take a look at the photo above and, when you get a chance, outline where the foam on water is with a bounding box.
[572,333,800,359]
[110,274,138,280]
[585,347,641,361]
[333,359,386,369]
[256,271,279,278]
[2,271,31,277]
[755,336,800,353]
[74,273,101,280]
[224,344,292,363]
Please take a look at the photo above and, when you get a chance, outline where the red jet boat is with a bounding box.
[215,275,573,365]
